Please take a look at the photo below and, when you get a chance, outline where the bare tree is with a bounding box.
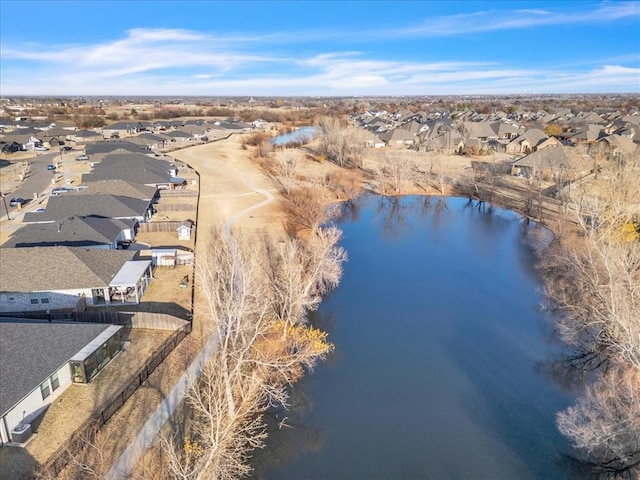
[539,150,640,476]
[265,227,347,337]
[373,152,417,194]
[557,367,640,477]
[273,149,302,195]
[159,231,334,480]
[281,186,338,234]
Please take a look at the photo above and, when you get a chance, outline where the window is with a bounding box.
[50,372,60,391]
[29,292,49,304]
[40,382,51,400]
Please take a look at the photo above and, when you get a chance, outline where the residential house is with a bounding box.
[592,134,638,158]
[81,153,180,189]
[566,124,607,145]
[0,247,152,313]
[67,130,103,144]
[2,216,135,249]
[125,132,171,151]
[22,194,153,225]
[510,146,580,179]
[85,141,145,161]
[506,128,560,155]
[0,320,123,445]
[79,179,157,202]
[163,130,195,144]
[419,127,465,154]
[102,121,152,138]
[378,127,416,147]
[359,129,386,148]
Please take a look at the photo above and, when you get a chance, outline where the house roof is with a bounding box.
[22,194,150,224]
[509,128,550,148]
[511,146,570,170]
[79,179,157,200]
[568,124,606,141]
[378,128,415,143]
[2,215,132,248]
[72,130,102,138]
[164,130,193,139]
[597,134,638,154]
[82,154,173,186]
[463,121,498,139]
[0,247,135,292]
[0,320,113,417]
[103,121,151,131]
[86,142,143,156]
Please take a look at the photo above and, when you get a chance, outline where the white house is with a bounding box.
[0,321,123,445]
[0,247,152,313]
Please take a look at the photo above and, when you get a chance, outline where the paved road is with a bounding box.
[104,174,275,480]
[0,149,71,220]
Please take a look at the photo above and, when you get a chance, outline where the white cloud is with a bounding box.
[393,1,640,37]
[1,22,639,95]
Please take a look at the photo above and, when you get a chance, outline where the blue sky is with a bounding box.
[1,1,639,96]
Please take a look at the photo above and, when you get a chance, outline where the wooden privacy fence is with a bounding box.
[158,189,198,198]
[138,221,196,233]
[44,323,192,477]
[155,203,197,212]
[0,310,190,329]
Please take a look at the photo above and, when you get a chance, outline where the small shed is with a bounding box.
[177,220,194,241]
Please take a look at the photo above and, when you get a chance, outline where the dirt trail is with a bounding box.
[105,135,283,479]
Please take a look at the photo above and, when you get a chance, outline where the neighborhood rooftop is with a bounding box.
[0,247,136,292]
[0,320,113,417]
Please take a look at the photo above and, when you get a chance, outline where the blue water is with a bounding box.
[270,126,316,145]
[252,196,584,480]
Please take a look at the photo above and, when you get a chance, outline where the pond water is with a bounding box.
[270,126,316,145]
[252,195,585,480]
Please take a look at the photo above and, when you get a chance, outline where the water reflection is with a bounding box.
[253,196,585,479]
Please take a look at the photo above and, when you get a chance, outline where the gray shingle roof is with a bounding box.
[85,142,142,156]
[82,154,173,185]
[72,130,102,138]
[0,247,135,292]
[511,146,569,169]
[79,179,157,200]
[22,194,150,224]
[0,320,111,416]
[2,216,131,248]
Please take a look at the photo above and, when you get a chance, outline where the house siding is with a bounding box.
[0,290,92,313]
[0,363,71,444]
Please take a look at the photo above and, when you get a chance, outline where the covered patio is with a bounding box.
[107,260,153,304]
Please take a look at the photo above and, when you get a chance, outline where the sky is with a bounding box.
[1,0,639,96]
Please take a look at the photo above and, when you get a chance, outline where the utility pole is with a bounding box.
[1,193,10,221]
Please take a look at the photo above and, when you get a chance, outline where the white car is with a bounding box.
[34,146,49,151]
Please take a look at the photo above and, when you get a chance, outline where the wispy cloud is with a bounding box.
[392,1,640,37]
[1,13,639,96]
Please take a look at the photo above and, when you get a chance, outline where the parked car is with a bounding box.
[61,146,73,152]
[34,146,49,151]
[75,154,89,161]
[47,164,57,171]
[52,187,73,195]
[9,197,28,207]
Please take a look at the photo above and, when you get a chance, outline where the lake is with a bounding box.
[252,195,585,480]
[270,126,316,145]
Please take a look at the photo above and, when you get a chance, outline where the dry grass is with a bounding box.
[0,329,173,480]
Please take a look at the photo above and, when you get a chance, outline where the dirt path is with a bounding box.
[105,135,282,479]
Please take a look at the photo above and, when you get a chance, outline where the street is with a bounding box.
[0,148,76,221]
